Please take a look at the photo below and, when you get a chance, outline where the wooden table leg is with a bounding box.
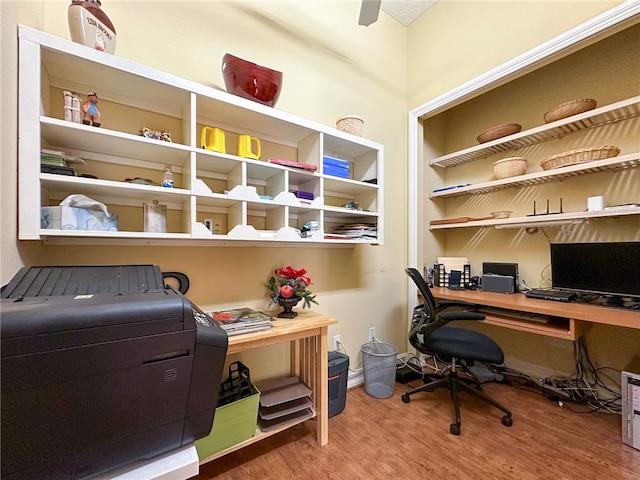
[316,326,329,446]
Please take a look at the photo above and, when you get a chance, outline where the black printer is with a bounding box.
[1,265,228,479]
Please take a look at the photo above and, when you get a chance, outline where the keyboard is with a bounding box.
[525,289,577,302]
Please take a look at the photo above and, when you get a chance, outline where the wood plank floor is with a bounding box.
[194,380,640,480]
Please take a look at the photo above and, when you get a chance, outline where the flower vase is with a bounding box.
[277,297,300,318]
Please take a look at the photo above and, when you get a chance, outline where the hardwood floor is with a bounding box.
[194,380,640,480]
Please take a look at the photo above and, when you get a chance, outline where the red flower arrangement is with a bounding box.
[266,266,318,309]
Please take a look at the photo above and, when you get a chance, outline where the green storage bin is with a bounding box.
[194,384,260,459]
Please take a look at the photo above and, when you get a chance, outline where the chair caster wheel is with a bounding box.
[450,423,461,435]
[401,394,410,403]
[502,415,513,427]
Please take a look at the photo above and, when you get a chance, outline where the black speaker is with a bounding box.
[482,274,515,294]
[483,262,519,292]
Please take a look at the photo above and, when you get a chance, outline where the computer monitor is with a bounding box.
[550,242,640,298]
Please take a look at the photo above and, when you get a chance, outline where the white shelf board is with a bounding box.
[41,117,191,166]
[323,176,379,195]
[430,153,640,198]
[39,233,366,247]
[41,174,192,202]
[430,96,640,169]
[323,206,378,217]
[429,206,640,230]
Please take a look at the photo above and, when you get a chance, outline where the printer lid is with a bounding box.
[1,265,195,357]
[1,265,165,298]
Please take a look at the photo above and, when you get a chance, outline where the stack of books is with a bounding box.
[41,149,85,176]
[331,223,377,240]
[210,307,272,336]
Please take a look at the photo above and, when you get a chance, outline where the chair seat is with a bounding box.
[428,326,504,364]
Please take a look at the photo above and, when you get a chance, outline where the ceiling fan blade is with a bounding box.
[359,0,381,26]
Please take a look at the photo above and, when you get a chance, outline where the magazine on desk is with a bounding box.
[210,307,273,336]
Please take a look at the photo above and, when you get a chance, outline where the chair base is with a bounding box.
[401,371,513,435]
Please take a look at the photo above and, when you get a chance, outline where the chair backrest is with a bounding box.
[405,267,437,314]
[405,268,437,354]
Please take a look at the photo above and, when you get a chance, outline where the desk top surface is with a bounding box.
[430,287,640,330]
[226,310,336,353]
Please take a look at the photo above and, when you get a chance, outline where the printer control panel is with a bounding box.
[192,304,216,327]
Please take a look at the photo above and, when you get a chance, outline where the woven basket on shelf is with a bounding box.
[540,145,620,171]
[336,115,364,136]
[493,157,527,179]
[544,98,597,123]
[477,123,521,144]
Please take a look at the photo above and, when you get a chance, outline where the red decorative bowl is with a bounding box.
[222,53,283,107]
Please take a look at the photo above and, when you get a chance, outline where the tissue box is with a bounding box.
[323,155,351,179]
[40,206,119,231]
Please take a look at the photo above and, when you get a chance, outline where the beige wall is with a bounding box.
[407,1,639,378]
[0,0,408,381]
[1,1,634,382]
[406,0,623,109]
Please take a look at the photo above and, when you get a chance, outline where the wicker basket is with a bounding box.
[540,145,620,171]
[544,98,597,123]
[336,115,364,136]
[493,157,527,179]
[477,123,522,144]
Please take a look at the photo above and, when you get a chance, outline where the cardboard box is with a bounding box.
[40,206,118,231]
[323,155,351,179]
[194,384,260,459]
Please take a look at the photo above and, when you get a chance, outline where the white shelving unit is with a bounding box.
[429,205,640,230]
[426,95,640,230]
[429,96,640,168]
[18,26,383,246]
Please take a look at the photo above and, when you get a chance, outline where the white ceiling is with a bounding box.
[381,0,439,27]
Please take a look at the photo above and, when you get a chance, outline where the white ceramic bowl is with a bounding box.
[491,210,513,219]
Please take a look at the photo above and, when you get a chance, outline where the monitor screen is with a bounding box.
[550,242,640,298]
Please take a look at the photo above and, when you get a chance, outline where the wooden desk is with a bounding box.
[199,310,337,464]
[430,287,640,339]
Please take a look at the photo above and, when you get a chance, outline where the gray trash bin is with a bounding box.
[361,341,398,398]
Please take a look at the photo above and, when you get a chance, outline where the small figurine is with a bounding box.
[82,92,101,127]
[140,126,172,142]
[160,129,172,142]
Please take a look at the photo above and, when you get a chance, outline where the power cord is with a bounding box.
[396,353,423,374]
[495,335,622,414]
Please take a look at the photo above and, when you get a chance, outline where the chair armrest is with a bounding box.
[435,299,481,312]
[440,311,486,322]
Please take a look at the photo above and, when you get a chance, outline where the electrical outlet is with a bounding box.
[368,327,376,342]
[333,335,341,351]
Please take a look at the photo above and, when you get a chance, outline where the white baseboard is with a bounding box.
[346,352,412,389]
[347,369,364,389]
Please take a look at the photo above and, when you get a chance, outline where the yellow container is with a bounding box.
[194,384,260,459]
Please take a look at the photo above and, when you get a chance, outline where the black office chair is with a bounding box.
[401,267,513,435]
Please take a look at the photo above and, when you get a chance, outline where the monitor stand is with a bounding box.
[592,295,624,307]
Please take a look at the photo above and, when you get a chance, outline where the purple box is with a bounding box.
[293,191,314,200]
